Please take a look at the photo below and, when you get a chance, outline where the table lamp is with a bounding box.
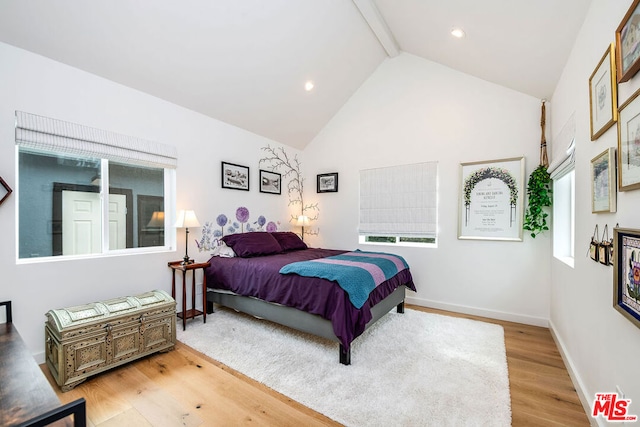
[296,215,310,241]
[175,210,200,264]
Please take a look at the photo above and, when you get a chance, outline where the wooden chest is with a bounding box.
[45,290,176,391]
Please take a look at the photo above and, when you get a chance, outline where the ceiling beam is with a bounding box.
[352,0,399,57]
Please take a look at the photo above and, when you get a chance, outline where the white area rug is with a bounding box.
[177,308,511,426]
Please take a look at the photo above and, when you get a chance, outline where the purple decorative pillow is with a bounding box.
[270,231,308,251]
[221,232,283,257]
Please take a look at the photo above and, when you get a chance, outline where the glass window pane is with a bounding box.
[109,162,164,248]
[19,149,102,259]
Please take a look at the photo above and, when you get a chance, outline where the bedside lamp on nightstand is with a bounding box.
[175,209,200,265]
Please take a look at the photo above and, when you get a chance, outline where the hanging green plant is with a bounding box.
[523,165,552,238]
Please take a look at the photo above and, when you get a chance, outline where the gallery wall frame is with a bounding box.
[317,172,338,193]
[617,87,640,191]
[590,147,617,213]
[0,176,12,207]
[221,161,250,191]
[589,43,618,140]
[259,169,281,194]
[616,0,640,83]
[613,227,640,330]
[458,157,524,241]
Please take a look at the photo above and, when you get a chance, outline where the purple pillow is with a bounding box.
[221,232,283,257]
[270,231,308,251]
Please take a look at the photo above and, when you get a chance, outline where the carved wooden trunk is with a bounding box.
[45,290,176,391]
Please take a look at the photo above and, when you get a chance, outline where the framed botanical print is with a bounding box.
[590,148,617,213]
[589,43,617,140]
[617,87,640,191]
[616,0,640,83]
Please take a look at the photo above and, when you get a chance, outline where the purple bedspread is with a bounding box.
[205,248,415,351]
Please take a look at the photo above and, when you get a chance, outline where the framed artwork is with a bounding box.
[617,87,640,191]
[222,162,250,191]
[589,43,618,140]
[590,148,617,213]
[613,227,640,329]
[259,170,281,194]
[616,0,640,83]
[0,176,12,206]
[458,157,524,241]
[317,172,338,193]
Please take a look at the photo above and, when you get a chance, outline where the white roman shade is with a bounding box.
[15,111,177,169]
[548,113,575,180]
[359,161,438,238]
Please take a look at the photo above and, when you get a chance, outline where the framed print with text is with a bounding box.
[613,227,640,330]
[458,157,524,241]
[589,43,617,140]
[221,162,250,191]
[617,87,640,191]
[591,147,617,213]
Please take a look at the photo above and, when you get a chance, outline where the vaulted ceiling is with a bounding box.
[0,0,592,149]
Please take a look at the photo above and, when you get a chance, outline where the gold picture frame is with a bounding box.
[616,0,640,83]
[617,86,640,191]
[589,43,617,140]
[590,148,617,213]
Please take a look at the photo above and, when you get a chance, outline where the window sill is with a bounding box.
[553,255,574,268]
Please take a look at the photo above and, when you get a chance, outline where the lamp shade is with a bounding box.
[147,211,165,228]
[175,210,200,228]
[296,215,310,226]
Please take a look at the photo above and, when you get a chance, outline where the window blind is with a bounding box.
[548,113,575,180]
[15,111,177,169]
[359,161,438,238]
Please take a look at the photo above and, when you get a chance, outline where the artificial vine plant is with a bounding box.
[523,164,552,238]
[523,100,553,238]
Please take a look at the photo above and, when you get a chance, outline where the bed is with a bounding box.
[204,231,415,364]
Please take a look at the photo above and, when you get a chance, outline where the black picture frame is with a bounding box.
[613,227,640,329]
[0,176,13,206]
[259,170,281,194]
[222,162,250,191]
[317,172,338,193]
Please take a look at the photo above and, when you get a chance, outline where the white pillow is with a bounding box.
[211,241,236,258]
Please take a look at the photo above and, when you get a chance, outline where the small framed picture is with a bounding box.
[259,170,281,194]
[0,176,13,206]
[613,227,640,329]
[590,147,617,213]
[317,172,338,193]
[221,162,250,191]
[589,43,617,140]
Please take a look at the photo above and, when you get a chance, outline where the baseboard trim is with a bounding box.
[405,296,548,327]
[548,319,599,427]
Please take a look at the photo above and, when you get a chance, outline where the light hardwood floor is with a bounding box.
[42,305,591,426]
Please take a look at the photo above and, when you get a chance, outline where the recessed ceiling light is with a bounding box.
[451,28,465,38]
[305,81,315,91]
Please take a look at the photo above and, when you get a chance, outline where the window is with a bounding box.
[15,111,177,260]
[359,162,438,247]
[550,130,576,267]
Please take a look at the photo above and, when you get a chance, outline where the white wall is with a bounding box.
[303,53,551,325]
[0,42,296,358]
[550,0,640,421]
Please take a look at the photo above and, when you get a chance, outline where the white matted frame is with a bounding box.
[458,157,524,241]
[589,43,618,140]
[591,148,617,213]
[617,87,640,191]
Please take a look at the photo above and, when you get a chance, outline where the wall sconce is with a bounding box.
[175,210,200,264]
[296,215,310,241]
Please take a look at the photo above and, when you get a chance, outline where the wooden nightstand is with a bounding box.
[168,260,211,330]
